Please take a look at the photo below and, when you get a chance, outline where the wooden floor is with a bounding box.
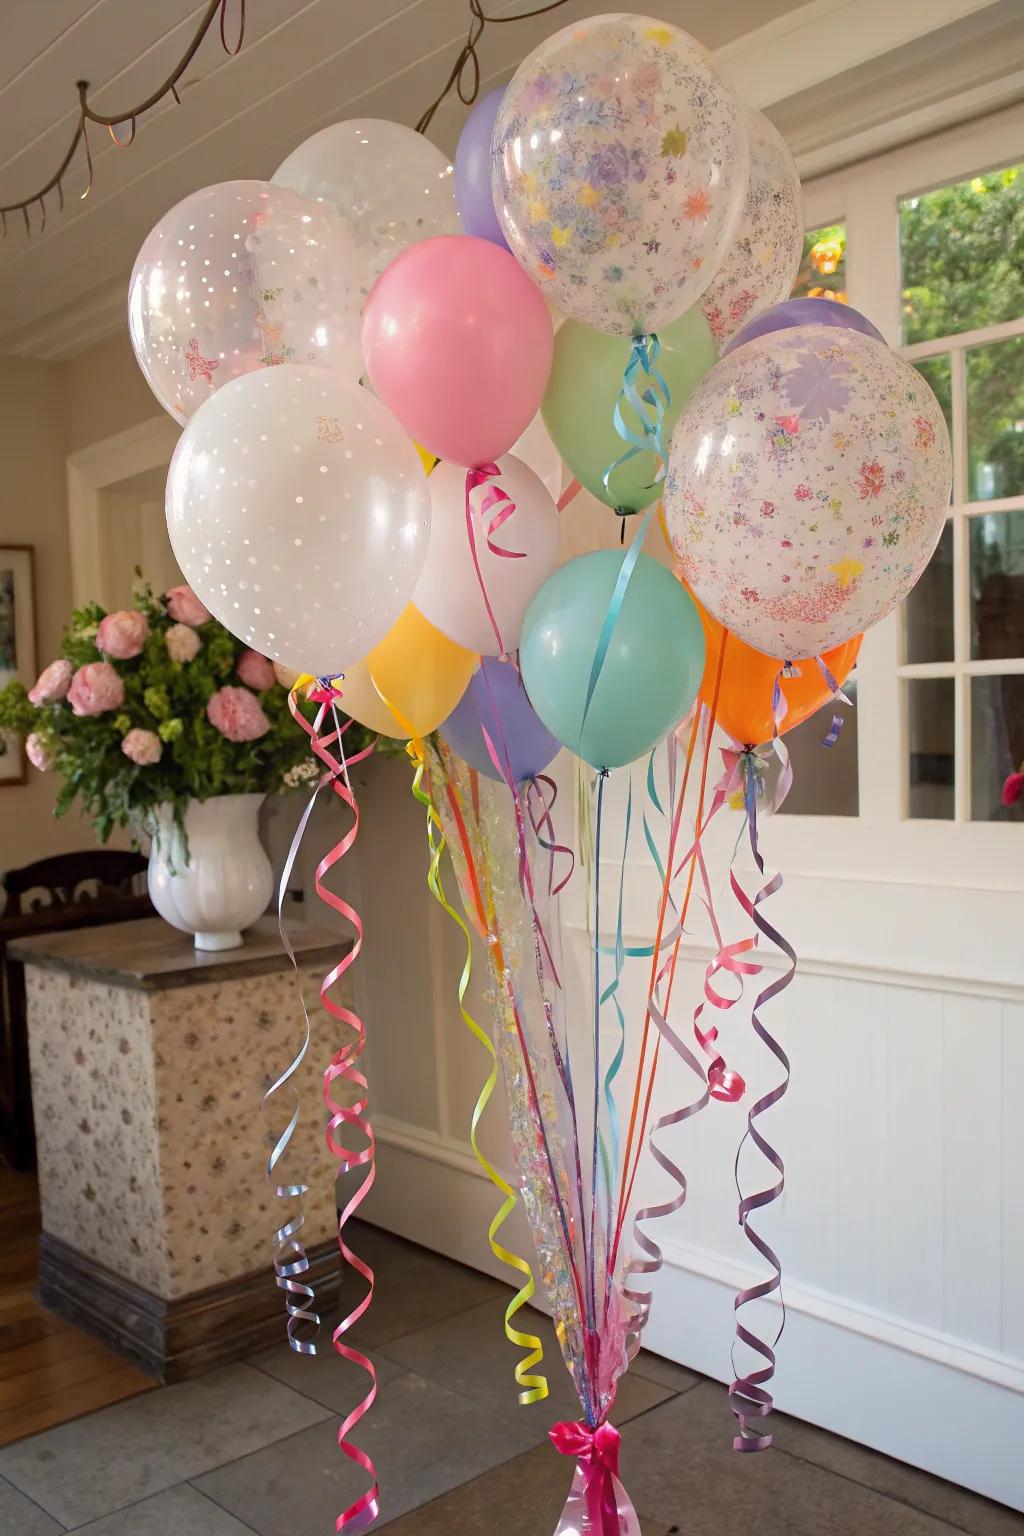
[0,1166,153,1448]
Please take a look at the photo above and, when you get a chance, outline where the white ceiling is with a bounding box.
[0,0,1020,360]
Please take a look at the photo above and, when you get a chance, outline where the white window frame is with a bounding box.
[766,101,1024,893]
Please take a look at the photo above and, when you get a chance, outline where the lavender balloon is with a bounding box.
[440,656,559,782]
[723,297,885,357]
[454,88,509,249]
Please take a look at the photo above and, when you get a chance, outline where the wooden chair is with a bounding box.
[0,851,153,1169]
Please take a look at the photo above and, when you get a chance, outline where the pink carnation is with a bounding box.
[26,732,53,772]
[28,658,73,705]
[121,728,163,766]
[1001,770,1024,808]
[165,585,212,626]
[236,649,276,690]
[165,623,201,663]
[96,609,149,660]
[206,686,270,742]
[67,661,125,718]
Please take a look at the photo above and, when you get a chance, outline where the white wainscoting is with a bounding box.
[286,747,1024,1511]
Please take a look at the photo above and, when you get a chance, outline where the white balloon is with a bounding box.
[129,181,363,423]
[700,107,803,347]
[165,365,431,675]
[273,119,460,298]
[414,455,562,655]
[511,413,564,501]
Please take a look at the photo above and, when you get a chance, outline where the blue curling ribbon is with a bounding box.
[601,333,672,515]
[597,780,631,1227]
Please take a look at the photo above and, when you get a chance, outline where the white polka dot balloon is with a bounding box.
[165,365,431,675]
[129,180,364,423]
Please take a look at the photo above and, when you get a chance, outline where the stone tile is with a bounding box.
[248,1339,405,1414]
[194,1371,540,1535]
[632,1348,703,1394]
[378,1297,676,1432]
[618,1383,962,1535]
[0,1364,329,1529]
[74,1483,256,1534]
[382,1442,668,1535]
[0,1475,62,1536]
[341,1222,507,1346]
[773,1416,1023,1536]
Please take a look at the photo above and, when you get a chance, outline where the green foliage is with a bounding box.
[0,582,378,844]
[900,165,1024,502]
[793,223,846,301]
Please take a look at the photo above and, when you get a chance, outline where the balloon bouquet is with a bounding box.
[129,14,951,1534]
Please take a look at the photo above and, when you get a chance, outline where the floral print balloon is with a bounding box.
[700,107,803,348]
[492,15,749,336]
[664,325,952,657]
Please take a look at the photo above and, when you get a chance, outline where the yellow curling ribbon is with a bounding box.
[409,745,548,1406]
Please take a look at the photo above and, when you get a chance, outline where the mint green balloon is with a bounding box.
[519,551,705,770]
[541,309,717,513]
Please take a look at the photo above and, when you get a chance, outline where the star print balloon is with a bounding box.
[129,180,363,422]
[699,107,803,348]
[663,325,952,657]
[492,15,749,336]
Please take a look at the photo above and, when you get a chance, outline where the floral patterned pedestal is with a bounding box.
[12,916,350,1380]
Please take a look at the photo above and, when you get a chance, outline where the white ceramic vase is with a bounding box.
[147,793,273,952]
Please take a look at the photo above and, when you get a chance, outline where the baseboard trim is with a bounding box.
[368,1127,1024,1511]
[37,1231,341,1382]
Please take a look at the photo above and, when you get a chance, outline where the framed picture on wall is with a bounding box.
[0,545,37,787]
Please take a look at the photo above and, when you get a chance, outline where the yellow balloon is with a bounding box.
[335,605,476,740]
[415,443,439,476]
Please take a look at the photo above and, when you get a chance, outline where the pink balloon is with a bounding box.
[362,235,554,467]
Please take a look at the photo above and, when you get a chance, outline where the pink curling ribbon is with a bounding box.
[289,691,380,1532]
[465,463,524,656]
[556,477,583,512]
[549,1420,641,1536]
[525,772,575,897]
[623,736,749,1344]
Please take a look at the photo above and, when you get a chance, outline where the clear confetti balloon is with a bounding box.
[664,326,952,657]
[165,365,431,675]
[128,181,363,423]
[700,107,803,348]
[492,14,749,336]
[273,119,460,298]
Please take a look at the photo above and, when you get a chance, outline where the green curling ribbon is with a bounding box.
[411,757,549,1407]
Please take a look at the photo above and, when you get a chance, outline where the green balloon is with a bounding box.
[519,551,705,771]
[542,309,718,514]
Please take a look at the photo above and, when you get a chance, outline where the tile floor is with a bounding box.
[0,1221,1017,1535]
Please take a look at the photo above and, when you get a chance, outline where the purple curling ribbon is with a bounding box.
[727,758,796,1451]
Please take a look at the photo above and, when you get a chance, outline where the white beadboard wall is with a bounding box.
[277,738,1024,1513]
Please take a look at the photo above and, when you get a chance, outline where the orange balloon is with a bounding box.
[690,589,861,747]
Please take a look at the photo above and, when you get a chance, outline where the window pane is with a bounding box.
[900,164,1024,345]
[912,355,952,449]
[971,510,1024,659]
[905,520,953,664]
[907,678,954,819]
[971,676,1024,822]
[966,334,1024,502]
[792,222,847,302]
[779,678,858,816]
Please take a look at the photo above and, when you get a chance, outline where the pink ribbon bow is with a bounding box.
[549,1420,640,1535]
